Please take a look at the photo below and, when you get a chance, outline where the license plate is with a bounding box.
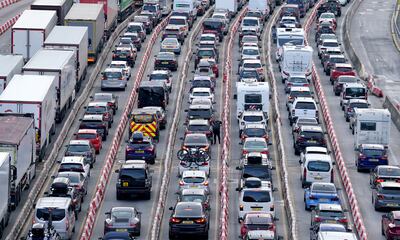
[122,182,129,187]
[116,229,127,232]
[326,220,336,224]
[308,140,317,143]
[251,207,262,211]
[136,150,144,153]
[319,198,329,202]
[314,176,323,180]
[182,220,193,224]
[162,61,169,64]
[190,185,199,188]
[369,159,379,162]
[387,203,399,207]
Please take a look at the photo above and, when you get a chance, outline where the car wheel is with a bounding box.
[382,223,385,235]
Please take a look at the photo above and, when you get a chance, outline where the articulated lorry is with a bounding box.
[30,0,73,25]
[0,55,24,95]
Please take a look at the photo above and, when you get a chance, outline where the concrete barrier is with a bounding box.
[383,96,400,131]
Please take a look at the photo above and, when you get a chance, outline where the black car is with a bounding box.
[169,202,209,239]
[238,69,261,82]
[293,126,326,155]
[194,48,218,68]
[45,177,82,214]
[154,52,178,71]
[137,81,169,110]
[237,164,273,189]
[202,18,225,41]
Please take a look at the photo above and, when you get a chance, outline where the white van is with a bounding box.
[340,82,367,111]
[279,44,313,82]
[318,231,358,240]
[238,187,274,220]
[34,197,76,240]
[168,16,189,36]
[300,154,334,188]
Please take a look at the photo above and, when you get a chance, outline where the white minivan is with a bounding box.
[318,231,358,240]
[300,154,334,188]
[238,187,274,221]
[34,197,76,240]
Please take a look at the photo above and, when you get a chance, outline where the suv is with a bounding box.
[293,126,326,155]
[127,22,146,41]
[64,140,96,168]
[330,63,356,84]
[84,101,113,128]
[202,18,225,41]
[333,75,359,96]
[115,160,152,200]
[112,46,137,67]
[289,98,318,125]
[238,110,267,135]
[79,114,109,141]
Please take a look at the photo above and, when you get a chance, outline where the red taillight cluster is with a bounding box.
[170,217,181,223]
[194,218,206,224]
[377,194,385,200]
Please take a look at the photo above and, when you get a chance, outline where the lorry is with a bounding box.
[215,0,238,16]
[22,49,76,123]
[248,0,270,19]
[65,3,104,63]
[279,44,313,81]
[0,75,57,161]
[0,114,36,213]
[353,108,391,149]
[173,0,198,19]
[235,82,270,119]
[0,152,11,237]
[11,10,57,62]
[0,55,24,95]
[143,0,162,23]
[117,0,135,22]
[44,26,88,92]
[78,0,118,38]
[30,0,73,25]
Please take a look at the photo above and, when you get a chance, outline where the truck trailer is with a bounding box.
[11,10,57,61]
[65,3,104,63]
[0,152,11,237]
[0,55,24,95]
[0,114,36,212]
[0,75,56,161]
[22,49,76,123]
[44,26,89,92]
[30,0,73,25]
[236,82,270,119]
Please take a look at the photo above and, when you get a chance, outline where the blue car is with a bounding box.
[304,182,340,210]
[356,144,388,172]
[125,132,156,164]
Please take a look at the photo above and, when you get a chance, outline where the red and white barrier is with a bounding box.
[219,8,247,240]
[0,13,21,36]
[303,2,368,240]
[0,0,20,10]
[366,75,384,97]
[80,17,169,240]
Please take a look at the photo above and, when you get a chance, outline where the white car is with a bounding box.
[241,46,260,60]
[299,146,330,165]
[241,16,261,33]
[300,154,334,188]
[238,110,267,132]
[189,87,214,103]
[238,187,274,220]
[286,86,313,110]
[289,97,318,125]
[199,33,219,43]
[318,12,336,24]
[179,170,209,192]
[148,70,172,92]
[318,39,340,57]
[161,37,181,54]
[109,61,131,79]
[59,156,90,179]
[212,12,229,25]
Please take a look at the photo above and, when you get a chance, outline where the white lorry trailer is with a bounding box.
[31,0,73,25]
[11,10,57,61]
[0,152,11,237]
[249,0,270,19]
[22,49,76,123]
[173,0,198,18]
[0,75,57,160]
[65,3,104,64]
[216,0,238,15]
[279,44,313,81]
[236,82,270,119]
[44,26,88,92]
[354,108,391,149]
[0,114,36,212]
[0,55,24,95]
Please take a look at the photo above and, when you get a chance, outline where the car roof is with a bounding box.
[188,119,209,125]
[122,160,147,169]
[142,106,163,112]
[104,67,123,72]
[244,137,267,143]
[311,182,336,189]
[290,86,311,92]
[61,156,85,164]
[192,87,211,92]
[360,144,385,150]
[111,206,135,212]
[392,211,400,219]
[294,97,316,103]
[243,110,264,116]
[244,123,265,129]
[318,203,343,211]
[343,82,364,88]
[77,129,98,134]
[305,146,328,153]
[82,114,103,120]
[69,139,90,145]
[348,99,368,103]
[131,108,157,114]
[111,60,128,65]
[185,133,207,138]
[151,70,170,74]
[334,63,353,68]
[181,188,207,195]
[305,154,332,161]
[88,101,108,107]
[243,59,262,63]
[300,125,323,131]
[379,182,400,188]
[182,170,207,178]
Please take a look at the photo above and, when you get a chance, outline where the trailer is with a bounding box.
[11,10,57,61]
[117,0,135,22]
[65,3,104,63]
[0,152,11,237]
[216,0,238,15]
[22,49,76,123]
[31,0,73,25]
[0,75,57,161]
[44,26,88,92]
[0,114,36,213]
[0,55,24,95]
[78,0,118,38]
[236,82,270,119]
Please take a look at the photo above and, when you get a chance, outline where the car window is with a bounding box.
[188,124,209,132]
[301,131,324,139]
[188,109,212,118]
[103,71,122,79]
[360,122,376,131]
[345,87,366,97]
[193,91,210,97]
[203,20,222,30]
[133,114,154,123]
[318,210,344,218]
[242,166,270,180]
[288,77,307,83]
[243,63,262,68]
[120,169,146,179]
[244,215,273,224]
[86,106,107,114]
[307,161,331,172]
[362,148,385,157]
[311,184,336,192]
[378,168,400,176]
[319,224,346,232]
[242,191,271,202]
[59,163,84,172]
[77,133,96,139]
[244,140,267,149]
[381,186,400,194]
[336,67,352,72]
[245,94,262,103]
[36,208,66,221]
[290,91,312,98]
[183,177,205,183]
[150,74,168,80]
[243,116,263,122]
[58,173,80,184]
[112,210,133,221]
[243,128,267,137]
[192,80,211,88]
[67,144,90,152]
[295,102,316,110]
[129,141,151,148]
[175,204,202,217]
[349,102,368,109]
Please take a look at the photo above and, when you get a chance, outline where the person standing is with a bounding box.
[212,120,222,144]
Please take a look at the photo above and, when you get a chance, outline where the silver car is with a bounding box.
[101,68,127,90]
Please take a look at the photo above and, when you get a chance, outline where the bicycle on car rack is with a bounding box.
[176,148,210,168]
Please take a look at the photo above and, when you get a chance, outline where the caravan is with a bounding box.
[275,28,305,61]
[236,82,270,119]
[279,44,313,82]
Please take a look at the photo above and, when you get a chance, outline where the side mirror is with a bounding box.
[184,109,188,112]
[236,166,242,170]
[235,187,242,191]
[44,191,49,195]
[299,159,303,164]
[169,207,174,210]
[179,137,184,140]
[233,94,237,99]
[105,211,111,215]
[115,169,120,173]
[238,142,243,145]
[51,175,56,179]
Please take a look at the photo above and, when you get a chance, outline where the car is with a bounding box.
[241,137,269,155]
[127,22,146,41]
[278,16,301,28]
[212,12,229,25]
[344,99,369,122]
[240,35,260,48]
[381,211,400,240]
[237,164,273,189]
[91,93,119,115]
[238,59,264,81]
[355,144,388,172]
[238,69,261,82]
[323,54,346,75]
[168,16,189,37]
[181,133,211,155]
[194,60,217,81]
[310,203,349,228]
[190,76,215,92]
[238,187,275,220]
[315,25,335,40]
[55,171,88,197]
[121,33,142,51]
[299,146,330,165]
[238,110,268,133]
[284,74,309,93]
[141,106,167,130]
[160,37,181,54]
[154,52,178,71]
[320,47,342,66]
[316,33,337,46]
[46,177,82,213]
[79,114,109,141]
[339,82,367,111]
[316,20,336,34]
[189,87,214,103]
[170,11,192,29]
[134,15,153,33]
[185,104,214,122]
[241,123,268,143]
[112,46,137,67]
[74,129,102,154]
[84,101,114,128]
[289,97,319,125]
[246,10,264,24]
[310,223,348,240]
[101,68,128,90]
[318,12,336,27]
[333,75,359,96]
[317,39,340,58]
[304,182,340,210]
[104,207,141,236]
[241,16,262,34]
[179,170,209,193]
[148,70,172,92]
[64,140,96,168]
[239,152,272,168]
[243,230,276,240]
[198,40,218,53]
[241,46,261,60]
[370,165,400,188]
[163,25,185,43]
[177,188,210,210]
[291,117,319,133]
[286,87,313,111]
[300,154,334,188]
[58,156,90,179]
[330,63,356,84]
[109,61,131,79]
[373,182,400,211]
[168,202,209,239]
[185,119,213,141]
[240,213,275,239]
[194,48,218,68]
[199,33,219,44]
[125,131,156,164]
[100,232,136,240]
[293,126,326,155]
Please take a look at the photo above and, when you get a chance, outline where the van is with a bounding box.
[137,81,169,109]
[238,187,274,220]
[340,82,367,111]
[168,16,189,37]
[300,154,334,188]
[317,231,358,240]
[34,197,76,240]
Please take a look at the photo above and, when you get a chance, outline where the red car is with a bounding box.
[382,211,400,239]
[240,212,275,239]
[329,63,356,84]
[75,129,102,153]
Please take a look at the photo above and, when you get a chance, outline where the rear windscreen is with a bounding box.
[307,161,331,172]
[36,208,66,221]
[295,102,316,109]
[132,114,154,123]
[203,21,222,30]
[245,94,262,103]
[242,191,271,202]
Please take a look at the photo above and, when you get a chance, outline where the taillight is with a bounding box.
[129,222,137,227]
[260,150,269,154]
[112,54,116,58]
[239,205,243,211]
[315,110,319,118]
[338,218,348,223]
[309,195,317,200]
[377,194,385,200]
[194,218,206,224]
[201,161,208,166]
[179,180,184,186]
[270,205,274,211]
[170,217,181,223]
[242,150,249,154]
[314,217,321,222]
[303,84,309,87]
[375,178,385,183]
[331,196,339,201]
[382,155,388,160]
[155,60,161,64]
[203,181,209,186]
[358,153,366,159]
[287,83,293,86]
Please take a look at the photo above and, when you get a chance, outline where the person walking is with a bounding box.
[212,120,222,144]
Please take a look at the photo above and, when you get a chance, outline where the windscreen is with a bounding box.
[307,161,331,172]
[242,191,271,202]
[36,209,66,221]
[345,87,366,97]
